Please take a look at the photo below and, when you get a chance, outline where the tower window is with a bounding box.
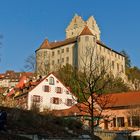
[66,48,69,52]
[117,63,119,71]
[52,51,54,56]
[66,57,69,63]
[62,58,64,63]
[112,61,114,69]
[52,60,54,65]
[61,49,64,53]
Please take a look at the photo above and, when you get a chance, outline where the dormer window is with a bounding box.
[49,77,54,85]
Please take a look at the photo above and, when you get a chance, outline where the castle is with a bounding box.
[35,14,125,78]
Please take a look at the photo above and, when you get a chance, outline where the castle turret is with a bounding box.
[35,39,51,75]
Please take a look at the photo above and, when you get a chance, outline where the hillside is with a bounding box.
[0,106,85,139]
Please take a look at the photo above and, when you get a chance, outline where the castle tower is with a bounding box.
[65,14,101,40]
[65,14,86,39]
[86,16,100,40]
[77,26,97,69]
[35,39,51,75]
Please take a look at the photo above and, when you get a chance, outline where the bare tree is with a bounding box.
[24,54,36,72]
[71,42,116,138]
[24,53,50,76]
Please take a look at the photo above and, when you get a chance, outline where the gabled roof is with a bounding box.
[15,73,75,99]
[79,26,93,36]
[36,37,77,51]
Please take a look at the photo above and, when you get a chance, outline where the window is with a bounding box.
[67,99,73,106]
[66,48,69,52]
[121,65,124,73]
[52,97,59,104]
[117,117,124,127]
[49,77,54,85]
[85,36,89,41]
[117,63,119,71]
[61,49,64,53]
[113,118,116,127]
[32,95,40,102]
[112,61,114,69]
[62,58,64,63]
[127,117,131,127]
[44,85,49,92]
[56,87,62,93]
[52,60,54,65]
[52,51,54,56]
[58,59,60,64]
[66,57,69,63]
[132,116,140,127]
[57,50,60,54]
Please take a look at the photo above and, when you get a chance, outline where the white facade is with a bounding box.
[28,73,77,111]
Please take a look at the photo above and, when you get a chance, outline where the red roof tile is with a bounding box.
[36,37,77,50]
[104,91,140,108]
[39,39,51,49]
[80,26,93,36]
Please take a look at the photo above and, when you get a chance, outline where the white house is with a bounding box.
[21,73,77,111]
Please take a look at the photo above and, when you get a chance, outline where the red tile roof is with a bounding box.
[80,26,93,36]
[36,37,77,50]
[39,39,51,49]
[104,91,140,108]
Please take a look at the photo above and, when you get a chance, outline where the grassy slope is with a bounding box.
[0,107,83,138]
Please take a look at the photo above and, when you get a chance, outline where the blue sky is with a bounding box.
[0,0,140,72]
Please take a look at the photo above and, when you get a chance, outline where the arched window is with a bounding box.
[49,77,54,85]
